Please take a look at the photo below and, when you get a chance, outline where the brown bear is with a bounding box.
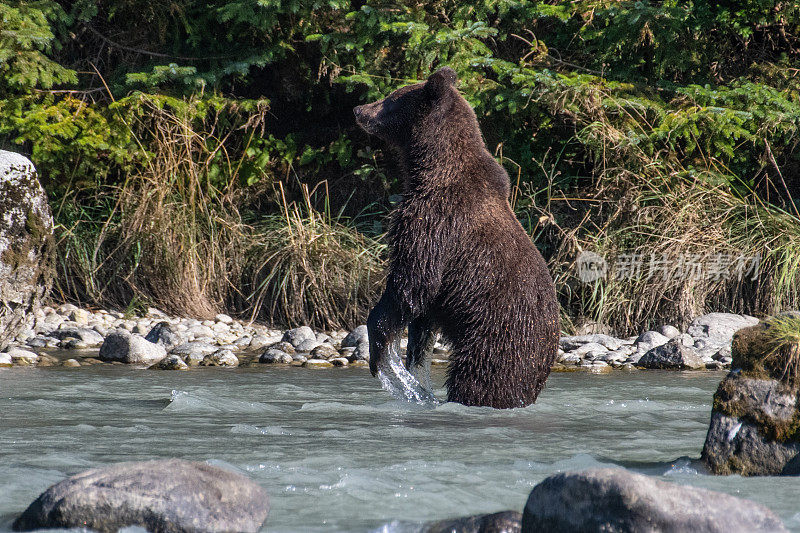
[354,67,559,409]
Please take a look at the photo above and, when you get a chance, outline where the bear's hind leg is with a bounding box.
[367,289,410,376]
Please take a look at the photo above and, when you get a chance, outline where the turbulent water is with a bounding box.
[2,363,800,532]
[376,340,437,405]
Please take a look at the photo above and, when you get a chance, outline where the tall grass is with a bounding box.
[52,93,384,328]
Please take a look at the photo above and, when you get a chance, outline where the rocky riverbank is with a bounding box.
[0,303,760,372]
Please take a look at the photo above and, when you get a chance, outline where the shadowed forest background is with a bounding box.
[1,0,799,335]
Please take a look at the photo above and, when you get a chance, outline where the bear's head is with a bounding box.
[353,67,461,147]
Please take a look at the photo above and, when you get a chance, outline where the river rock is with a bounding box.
[150,354,189,370]
[5,346,39,365]
[145,321,182,351]
[62,358,81,368]
[703,372,800,475]
[637,338,706,369]
[559,334,625,351]
[520,468,787,533]
[47,327,104,346]
[282,326,316,348]
[422,510,521,533]
[170,341,218,361]
[303,359,333,368]
[260,348,293,364]
[0,151,54,352]
[634,330,670,351]
[311,343,339,359]
[658,324,681,338]
[12,458,269,532]
[351,341,370,362]
[99,330,167,364]
[687,312,759,352]
[342,325,368,347]
[201,349,238,367]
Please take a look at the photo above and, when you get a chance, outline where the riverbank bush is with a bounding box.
[1,1,798,332]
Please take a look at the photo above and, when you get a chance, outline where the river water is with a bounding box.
[2,365,799,532]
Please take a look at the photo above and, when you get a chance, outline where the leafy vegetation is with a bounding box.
[1,0,799,332]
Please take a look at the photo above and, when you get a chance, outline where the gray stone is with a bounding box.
[12,459,269,533]
[571,342,608,356]
[422,511,521,533]
[521,467,787,533]
[702,373,800,475]
[259,349,293,364]
[250,334,277,351]
[215,313,233,324]
[342,325,368,348]
[48,327,104,346]
[676,332,694,347]
[295,338,321,353]
[634,330,670,351]
[0,152,54,352]
[170,342,218,358]
[351,340,370,361]
[303,359,333,368]
[638,338,705,369]
[330,357,349,367]
[687,313,759,350]
[559,334,625,351]
[658,324,681,338]
[99,330,167,365]
[201,349,239,367]
[150,354,189,370]
[311,343,339,359]
[62,358,81,367]
[145,321,182,351]
[0,352,12,366]
[6,346,39,365]
[281,326,316,348]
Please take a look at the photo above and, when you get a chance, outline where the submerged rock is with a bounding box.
[521,468,786,533]
[422,510,521,533]
[99,330,167,364]
[0,151,54,351]
[637,338,705,369]
[12,459,269,532]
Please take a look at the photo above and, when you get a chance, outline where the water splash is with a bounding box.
[376,339,438,405]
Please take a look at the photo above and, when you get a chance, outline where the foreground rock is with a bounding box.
[99,329,167,364]
[13,459,269,532]
[422,511,521,533]
[703,314,800,475]
[521,468,786,533]
[0,151,54,351]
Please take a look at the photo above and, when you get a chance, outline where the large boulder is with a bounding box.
[99,329,167,364]
[0,151,54,351]
[687,312,759,356]
[521,468,786,533]
[702,315,800,475]
[13,459,269,532]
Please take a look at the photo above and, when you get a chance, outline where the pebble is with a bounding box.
[200,350,239,367]
[62,359,81,367]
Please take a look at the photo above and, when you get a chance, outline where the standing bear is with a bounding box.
[354,67,559,409]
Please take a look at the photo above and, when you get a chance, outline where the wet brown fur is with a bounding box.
[354,68,559,408]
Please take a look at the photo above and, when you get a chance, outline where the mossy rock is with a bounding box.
[0,151,54,351]
[732,314,800,383]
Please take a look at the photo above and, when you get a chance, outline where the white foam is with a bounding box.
[376,340,438,405]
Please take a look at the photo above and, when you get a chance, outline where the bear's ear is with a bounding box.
[424,67,457,98]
